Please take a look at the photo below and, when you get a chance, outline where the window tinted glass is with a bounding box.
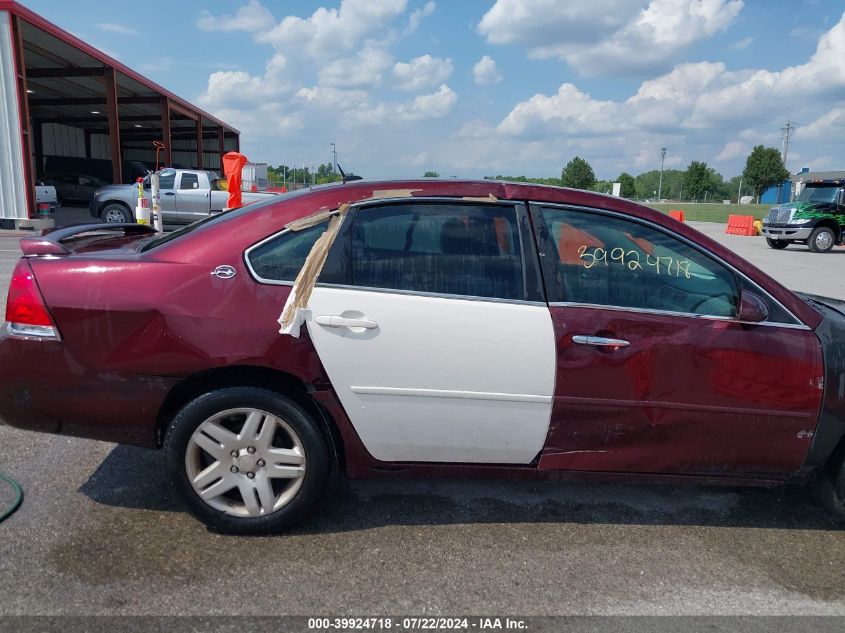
[248,221,328,282]
[158,173,176,190]
[351,203,524,300]
[180,173,199,190]
[542,208,739,317]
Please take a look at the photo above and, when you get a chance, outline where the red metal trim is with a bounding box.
[9,12,34,219]
[103,67,122,184]
[160,97,172,167]
[195,119,203,170]
[0,0,239,135]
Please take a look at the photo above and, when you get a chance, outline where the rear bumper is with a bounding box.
[0,333,176,447]
[761,225,812,240]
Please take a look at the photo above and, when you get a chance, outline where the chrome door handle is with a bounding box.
[315,315,378,329]
[572,335,630,349]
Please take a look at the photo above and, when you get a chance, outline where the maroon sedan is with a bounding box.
[2,180,844,534]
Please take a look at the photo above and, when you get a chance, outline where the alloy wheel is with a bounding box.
[185,408,306,518]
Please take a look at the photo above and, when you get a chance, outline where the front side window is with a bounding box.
[153,172,176,190]
[351,203,524,300]
[541,207,739,317]
[247,221,328,282]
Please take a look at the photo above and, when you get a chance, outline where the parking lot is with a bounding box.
[0,222,843,616]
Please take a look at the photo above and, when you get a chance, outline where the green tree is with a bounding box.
[683,161,712,201]
[617,172,636,198]
[742,145,789,200]
[423,171,439,177]
[561,156,596,190]
[634,169,684,200]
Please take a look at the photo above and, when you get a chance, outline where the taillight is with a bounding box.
[4,260,60,340]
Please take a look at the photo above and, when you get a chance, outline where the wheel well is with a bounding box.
[812,219,841,240]
[155,365,345,471]
[100,200,132,218]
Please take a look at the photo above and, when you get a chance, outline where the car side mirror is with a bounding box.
[193,182,199,189]
[738,290,769,323]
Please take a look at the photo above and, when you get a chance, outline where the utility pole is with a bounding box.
[330,143,337,173]
[781,121,794,167]
[779,121,794,203]
[737,177,742,203]
[657,147,667,201]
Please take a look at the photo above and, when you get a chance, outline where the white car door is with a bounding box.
[306,201,556,464]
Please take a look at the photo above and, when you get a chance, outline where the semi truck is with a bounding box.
[89,168,279,226]
[761,179,845,253]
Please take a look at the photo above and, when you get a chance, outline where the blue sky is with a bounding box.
[21,0,845,180]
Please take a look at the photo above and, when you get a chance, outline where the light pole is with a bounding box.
[330,143,337,173]
[657,146,667,202]
[736,177,743,204]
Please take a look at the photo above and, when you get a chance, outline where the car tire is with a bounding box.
[765,238,789,250]
[819,449,845,524]
[101,203,132,224]
[808,226,836,253]
[165,387,330,534]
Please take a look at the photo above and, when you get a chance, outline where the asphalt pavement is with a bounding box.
[0,223,843,617]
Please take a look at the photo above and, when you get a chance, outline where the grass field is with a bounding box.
[643,202,770,223]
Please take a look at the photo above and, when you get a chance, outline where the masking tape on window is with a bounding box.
[277,204,349,337]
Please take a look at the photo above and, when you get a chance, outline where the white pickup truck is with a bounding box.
[89,168,279,225]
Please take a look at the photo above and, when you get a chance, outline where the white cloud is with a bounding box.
[730,36,753,49]
[96,23,138,36]
[318,47,393,88]
[199,53,290,108]
[473,55,502,85]
[715,141,748,161]
[405,1,436,35]
[795,107,845,141]
[197,0,275,32]
[255,0,407,61]
[494,12,845,174]
[478,0,744,75]
[392,55,453,91]
[352,84,457,124]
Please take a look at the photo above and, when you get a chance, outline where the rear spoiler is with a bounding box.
[19,223,157,257]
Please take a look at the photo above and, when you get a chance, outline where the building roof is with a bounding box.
[0,0,238,134]
[791,170,845,183]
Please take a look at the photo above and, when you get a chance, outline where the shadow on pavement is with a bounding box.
[79,444,843,533]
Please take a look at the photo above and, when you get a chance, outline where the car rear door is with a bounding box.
[305,200,556,464]
[532,204,824,477]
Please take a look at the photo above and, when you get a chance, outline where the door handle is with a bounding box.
[572,335,630,349]
[164,192,175,196]
[315,315,378,329]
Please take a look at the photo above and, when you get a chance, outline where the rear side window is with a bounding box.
[351,203,524,300]
[180,173,199,190]
[541,207,739,317]
[247,221,328,282]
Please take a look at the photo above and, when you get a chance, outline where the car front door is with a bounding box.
[175,172,211,222]
[149,171,177,222]
[532,205,823,477]
[306,200,556,464]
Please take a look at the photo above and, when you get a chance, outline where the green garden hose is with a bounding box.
[0,472,23,522]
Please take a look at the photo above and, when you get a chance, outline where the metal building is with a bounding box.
[0,0,240,227]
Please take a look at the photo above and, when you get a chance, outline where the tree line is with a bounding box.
[267,163,342,187]
[477,145,789,203]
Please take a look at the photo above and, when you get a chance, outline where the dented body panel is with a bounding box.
[539,306,823,477]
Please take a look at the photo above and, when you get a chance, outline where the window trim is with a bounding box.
[530,202,807,329]
[243,215,336,286]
